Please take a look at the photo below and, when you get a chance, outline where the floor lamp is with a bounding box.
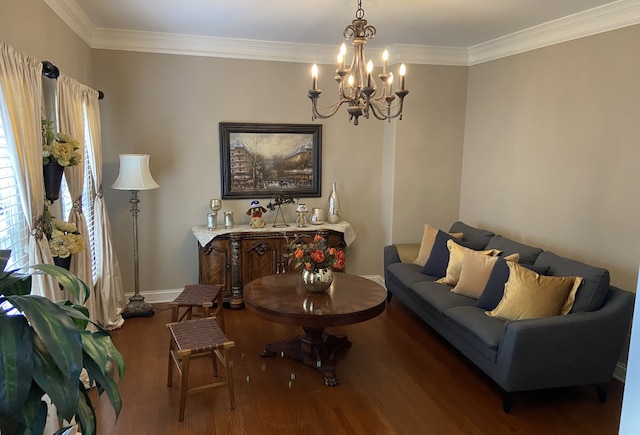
[112,154,159,318]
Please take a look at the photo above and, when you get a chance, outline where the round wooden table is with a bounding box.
[243,272,387,386]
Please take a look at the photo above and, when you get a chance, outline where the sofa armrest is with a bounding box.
[495,287,634,392]
[384,243,420,268]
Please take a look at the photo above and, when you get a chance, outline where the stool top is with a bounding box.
[168,317,230,352]
[172,284,222,306]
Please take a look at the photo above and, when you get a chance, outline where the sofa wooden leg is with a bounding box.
[503,392,513,413]
[596,383,608,403]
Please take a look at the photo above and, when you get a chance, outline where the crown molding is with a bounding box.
[469,0,640,65]
[43,0,94,46]
[46,0,640,67]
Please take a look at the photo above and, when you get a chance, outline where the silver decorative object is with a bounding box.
[224,211,234,228]
[208,199,222,230]
[301,268,333,293]
[311,208,324,225]
[327,182,341,224]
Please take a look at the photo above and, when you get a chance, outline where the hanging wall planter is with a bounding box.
[43,162,64,202]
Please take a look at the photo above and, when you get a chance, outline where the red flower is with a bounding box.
[287,233,346,272]
[310,250,325,264]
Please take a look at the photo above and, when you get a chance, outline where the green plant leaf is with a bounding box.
[6,295,83,419]
[75,388,97,435]
[0,314,34,416]
[82,331,123,416]
[11,383,47,435]
[0,270,32,297]
[31,333,80,421]
[31,264,90,303]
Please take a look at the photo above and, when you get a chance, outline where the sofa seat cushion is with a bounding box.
[485,235,543,265]
[444,306,506,361]
[387,262,436,290]
[533,251,610,313]
[411,280,477,314]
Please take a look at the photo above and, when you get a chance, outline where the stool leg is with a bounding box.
[171,305,178,323]
[167,336,175,386]
[224,348,235,409]
[211,349,218,376]
[178,354,191,422]
[216,292,225,332]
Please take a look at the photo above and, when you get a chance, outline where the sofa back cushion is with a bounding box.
[476,259,550,311]
[485,262,583,320]
[533,251,610,313]
[449,221,494,251]
[485,235,543,265]
[420,231,466,278]
[413,223,463,267]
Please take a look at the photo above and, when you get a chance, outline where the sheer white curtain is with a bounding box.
[56,75,96,321]
[58,75,125,329]
[0,41,57,298]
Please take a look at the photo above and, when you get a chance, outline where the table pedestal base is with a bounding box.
[260,327,352,386]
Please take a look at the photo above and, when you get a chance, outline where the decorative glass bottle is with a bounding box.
[327,182,341,224]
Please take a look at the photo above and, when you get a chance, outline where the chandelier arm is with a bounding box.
[310,98,349,120]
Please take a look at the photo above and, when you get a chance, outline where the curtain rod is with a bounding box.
[42,61,104,100]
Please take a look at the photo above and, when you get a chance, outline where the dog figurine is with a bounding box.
[247,200,267,228]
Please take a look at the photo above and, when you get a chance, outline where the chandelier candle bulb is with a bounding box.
[382,49,389,74]
[399,64,406,91]
[311,64,318,90]
[366,60,373,87]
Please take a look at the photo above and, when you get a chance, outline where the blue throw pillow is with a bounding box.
[421,231,466,278]
[476,259,550,311]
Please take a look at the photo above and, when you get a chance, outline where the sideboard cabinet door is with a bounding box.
[240,237,284,286]
[198,238,232,300]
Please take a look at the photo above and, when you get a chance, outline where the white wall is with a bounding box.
[461,26,640,292]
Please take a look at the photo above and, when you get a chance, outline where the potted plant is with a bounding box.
[0,250,124,435]
[41,119,82,202]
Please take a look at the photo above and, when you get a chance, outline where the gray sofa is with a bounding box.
[384,221,634,412]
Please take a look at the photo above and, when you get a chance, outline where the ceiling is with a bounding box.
[50,0,640,65]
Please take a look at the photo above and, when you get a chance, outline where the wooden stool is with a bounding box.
[167,317,236,421]
[170,284,224,331]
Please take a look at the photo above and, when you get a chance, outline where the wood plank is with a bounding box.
[92,299,624,434]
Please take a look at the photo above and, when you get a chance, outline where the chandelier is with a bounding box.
[308,0,408,125]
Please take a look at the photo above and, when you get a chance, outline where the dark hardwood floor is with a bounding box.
[92,297,624,434]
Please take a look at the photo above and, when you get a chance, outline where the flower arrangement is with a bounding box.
[288,234,346,272]
[42,208,84,258]
[42,119,81,167]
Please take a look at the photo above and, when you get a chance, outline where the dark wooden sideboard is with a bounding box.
[195,224,353,308]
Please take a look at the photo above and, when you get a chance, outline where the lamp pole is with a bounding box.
[121,190,154,318]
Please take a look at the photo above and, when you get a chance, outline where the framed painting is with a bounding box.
[219,122,322,199]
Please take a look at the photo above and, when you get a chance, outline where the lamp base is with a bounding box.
[121,296,155,318]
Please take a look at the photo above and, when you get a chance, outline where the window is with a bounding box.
[0,101,29,270]
[61,106,97,281]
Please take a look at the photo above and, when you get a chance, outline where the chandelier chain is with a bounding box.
[356,0,364,19]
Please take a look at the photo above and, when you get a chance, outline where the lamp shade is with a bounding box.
[112,154,159,190]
